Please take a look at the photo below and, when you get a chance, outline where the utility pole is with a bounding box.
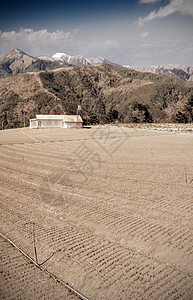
[24,110,26,127]
[32,222,38,264]
[77,105,81,128]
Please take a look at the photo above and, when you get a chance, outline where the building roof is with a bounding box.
[36,115,83,122]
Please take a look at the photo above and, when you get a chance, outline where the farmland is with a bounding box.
[0,125,193,299]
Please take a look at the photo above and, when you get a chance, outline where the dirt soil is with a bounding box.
[0,124,193,299]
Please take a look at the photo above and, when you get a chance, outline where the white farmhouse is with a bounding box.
[30,115,83,129]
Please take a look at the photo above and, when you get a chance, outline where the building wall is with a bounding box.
[30,119,82,128]
[30,120,38,128]
[39,120,63,128]
[76,122,83,128]
[63,122,82,128]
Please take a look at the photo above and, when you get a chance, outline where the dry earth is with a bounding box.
[0,124,193,299]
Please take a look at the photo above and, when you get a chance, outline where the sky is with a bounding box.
[0,0,193,67]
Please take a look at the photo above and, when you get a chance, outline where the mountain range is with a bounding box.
[0,49,193,82]
[52,52,118,66]
[131,65,193,82]
[0,48,192,129]
[0,49,63,77]
[0,49,118,78]
[0,63,192,129]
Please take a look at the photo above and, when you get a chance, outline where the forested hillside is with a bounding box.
[0,65,193,129]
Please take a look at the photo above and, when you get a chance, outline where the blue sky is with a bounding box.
[0,0,193,66]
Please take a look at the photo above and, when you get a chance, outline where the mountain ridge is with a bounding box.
[1,48,192,81]
[0,48,66,78]
[52,52,119,66]
[0,64,192,129]
[131,65,193,82]
[0,49,118,78]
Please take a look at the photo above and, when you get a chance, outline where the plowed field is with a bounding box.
[0,125,193,299]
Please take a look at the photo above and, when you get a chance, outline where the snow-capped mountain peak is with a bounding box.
[52,52,90,66]
[52,52,72,63]
[52,52,118,66]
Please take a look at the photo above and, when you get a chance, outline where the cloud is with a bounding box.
[0,27,119,60]
[0,28,78,56]
[138,0,193,25]
[126,36,193,66]
[141,31,149,37]
[0,28,76,42]
[87,38,119,50]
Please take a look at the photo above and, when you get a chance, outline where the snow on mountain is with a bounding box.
[88,57,119,66]
[52,52,118,66]
[69,55,89,66]
[52,52,89,65]
[52,52,72,63]
[88,57,106,64]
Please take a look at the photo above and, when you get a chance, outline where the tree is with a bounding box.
[107,109,119,122]
[171,111,187,123]
[183,95,193,122]
[131,102,152,123]
[172,95,193,123]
